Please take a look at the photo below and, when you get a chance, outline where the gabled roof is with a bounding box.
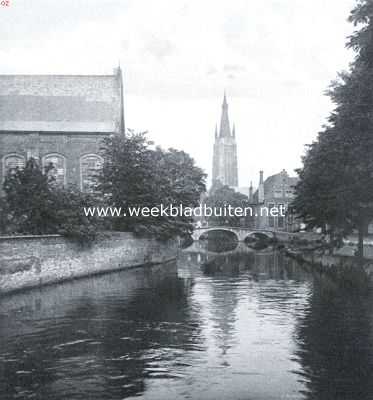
[252,170,299,202]
[263,172,298,192]
[0,70,124,133]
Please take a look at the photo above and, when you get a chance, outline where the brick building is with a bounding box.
[253,169,299,231]
[0,67,125,192]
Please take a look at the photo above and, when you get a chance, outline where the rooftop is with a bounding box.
[0,70,124,134]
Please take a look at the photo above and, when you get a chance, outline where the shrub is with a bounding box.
[2,158,99,244]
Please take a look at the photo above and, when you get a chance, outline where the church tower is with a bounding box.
[212,93,238,187]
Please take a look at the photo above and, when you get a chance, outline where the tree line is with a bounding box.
[293,0,373,258]
[0,131,206,243]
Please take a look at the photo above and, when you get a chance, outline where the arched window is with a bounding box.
[2,154,25,178]
[42,154,66,186]
[80,154,103,192]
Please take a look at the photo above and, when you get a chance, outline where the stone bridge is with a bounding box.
[191,226,276,242]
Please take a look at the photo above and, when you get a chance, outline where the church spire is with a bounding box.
[219,91,231,137]
[212,92,238,188]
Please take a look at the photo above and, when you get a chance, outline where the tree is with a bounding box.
[0,196,12,234]
[294,0,373,259]
[2,158,98,243]
[99,131,206,240]
[53,186,99,245]
[3,158,58,234]
[205,184,251,227]
[293,129,355,247]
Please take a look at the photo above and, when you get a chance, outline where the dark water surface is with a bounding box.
[1,241,373,400]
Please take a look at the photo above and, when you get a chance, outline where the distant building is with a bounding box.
[212,93,238,187]
[253,169,299,231]
[0,67,125,192]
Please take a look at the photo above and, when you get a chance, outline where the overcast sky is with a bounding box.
[1,0,357,187]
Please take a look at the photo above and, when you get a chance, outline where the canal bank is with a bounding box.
[284,247,373,285]
[0,232,178,294]
[1,244,372,400]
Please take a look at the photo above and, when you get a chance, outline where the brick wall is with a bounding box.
[0,72,124,190]
[0,132,108,188]
[0,232,178,294]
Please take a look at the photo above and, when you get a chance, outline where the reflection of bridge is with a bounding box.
[192,226,276,242]
[184,241,253,257]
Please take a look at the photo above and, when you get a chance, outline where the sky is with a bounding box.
[0,0,357,188]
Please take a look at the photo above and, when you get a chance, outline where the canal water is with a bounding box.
[1,241,373,400]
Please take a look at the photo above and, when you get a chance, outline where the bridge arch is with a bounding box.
[194,227,239,242]
[243,231,274,241]
[192,226,276,242]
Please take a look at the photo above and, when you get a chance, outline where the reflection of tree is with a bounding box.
[198,232,240,253]
[0,264,204,400]
[204,235,238,253]
[0,339,56,399]
[250,251,312,323]
[293,274,373,400]
[201,252,253,277]
[253,251,308,281]
[200,250,307,282]
[96,275,204,399]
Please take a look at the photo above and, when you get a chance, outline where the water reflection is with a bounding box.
[0,242,372,399]
[198,231,238,253]
[0,263,205,399]
[294,273,373,400]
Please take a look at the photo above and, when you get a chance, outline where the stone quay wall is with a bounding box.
[285,248,373,283]
[0,232,178,294]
